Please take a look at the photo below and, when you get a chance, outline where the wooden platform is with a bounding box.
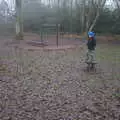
[22,45,79,51]
[85,62,97,64]
[27,40,48,47]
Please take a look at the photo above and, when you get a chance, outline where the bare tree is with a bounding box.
[114,0,120,8]
[111,0,120,30]
[88,0,107,32]
[75,0,107,33]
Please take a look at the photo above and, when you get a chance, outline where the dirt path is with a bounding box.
[0,38,120,120]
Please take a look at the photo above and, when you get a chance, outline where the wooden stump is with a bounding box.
[86,62,97,72]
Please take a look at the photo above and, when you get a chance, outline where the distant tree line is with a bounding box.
[0,0,120,39]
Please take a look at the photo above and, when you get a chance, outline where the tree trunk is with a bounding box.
[57,0,60,23]
[15,0,23,40]
[88,0,107,32]
[81,0,85,33]
[70,0,73,34]
[88,11,99,32]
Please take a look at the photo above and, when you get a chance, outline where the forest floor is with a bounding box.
[0,35,120,120]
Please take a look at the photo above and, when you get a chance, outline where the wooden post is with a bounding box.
[40,26,43,42]
[56,24,59,47]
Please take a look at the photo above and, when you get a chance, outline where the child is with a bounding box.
[85,31,96,68]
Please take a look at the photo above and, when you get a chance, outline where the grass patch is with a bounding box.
[96,45,120,63]
[0,64,8,73]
